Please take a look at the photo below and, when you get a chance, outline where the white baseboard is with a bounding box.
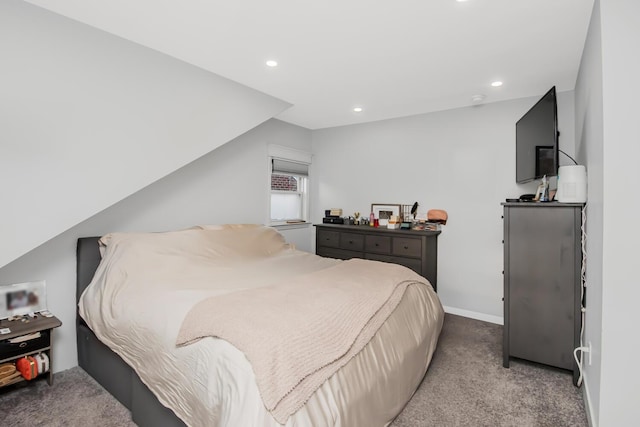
[583,375,597,427]
[443,306,503,325]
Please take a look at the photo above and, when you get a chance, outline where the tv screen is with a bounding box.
[515,87,558,183]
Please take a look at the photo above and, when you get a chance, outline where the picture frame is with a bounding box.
[371,204,401,226]
[0,280,48,319]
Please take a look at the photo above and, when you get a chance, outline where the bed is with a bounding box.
[76,225,444,427]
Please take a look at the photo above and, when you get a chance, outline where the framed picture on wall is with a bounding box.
[371,204,401,226]
[0,280,47,319]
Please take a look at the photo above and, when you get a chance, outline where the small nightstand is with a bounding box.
[0,314,62,387]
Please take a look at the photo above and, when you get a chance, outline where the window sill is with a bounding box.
[270,222,312,231]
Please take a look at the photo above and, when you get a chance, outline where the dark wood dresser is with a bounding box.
[314,224,440,291]
[502,202,583,385]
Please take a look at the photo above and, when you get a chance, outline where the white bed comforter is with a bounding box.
[79,225,444,427]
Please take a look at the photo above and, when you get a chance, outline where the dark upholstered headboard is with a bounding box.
[76,237,101,305]
[75,236,142,414]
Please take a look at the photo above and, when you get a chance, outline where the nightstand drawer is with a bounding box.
[340,233,364,251]
[317,230,340,248]
[365,235,391,254]
[0,331,50,360]
[392,237,422,258]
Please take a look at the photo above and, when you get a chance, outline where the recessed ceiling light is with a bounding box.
[266,60,278,67]
[353,107,363,113]
[491,81,503,87]
[471,94,486,103]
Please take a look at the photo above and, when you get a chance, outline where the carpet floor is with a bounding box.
[0,314,587,426]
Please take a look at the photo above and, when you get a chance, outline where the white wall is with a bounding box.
[574,0,604,424]
[311,92,575,321]
[575,1,640,424]
[598,0,640,424]
[0,0,289,268]
[0,118,312,373]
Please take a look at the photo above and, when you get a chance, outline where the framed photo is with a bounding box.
[0,280,47,319]
[371,204,401,226]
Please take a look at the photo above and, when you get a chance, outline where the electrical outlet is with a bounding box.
[588,341,592,365]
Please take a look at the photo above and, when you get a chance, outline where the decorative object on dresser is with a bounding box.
[315,224,440,291]
[427,209,448,225]
[399,203,416,229]
[502,202,583,385]
[323,208,344,224]
[371,204,401,227]
[400,202,418,226]
[387,215,401,229]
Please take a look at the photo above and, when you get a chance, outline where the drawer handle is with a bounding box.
[19,342,27,348]
[403,245,409,249]
[375,243,379,247]
[349,240,354,244]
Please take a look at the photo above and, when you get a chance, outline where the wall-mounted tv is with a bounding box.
[515,86,558,183]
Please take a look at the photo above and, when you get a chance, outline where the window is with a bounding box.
[268,146,311,226]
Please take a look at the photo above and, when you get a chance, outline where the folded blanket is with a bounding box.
[176,258,430,423]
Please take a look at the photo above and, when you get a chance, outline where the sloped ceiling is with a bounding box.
[0,1,290,268]
[24,0,594,129]
[1,0,595,267]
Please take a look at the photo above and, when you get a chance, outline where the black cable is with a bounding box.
[559,149,578,165]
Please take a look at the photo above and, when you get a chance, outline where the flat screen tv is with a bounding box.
[515,86,558,183]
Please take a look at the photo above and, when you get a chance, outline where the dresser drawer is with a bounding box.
[392,237,422,258]
[317,230,340,248]
[317,247,361,261]
[340,232,364,251]
[315,224,439,292]
[365,235,391,254]
[0,331,50,360]
[390,257,423,275]
[365,254,422,276]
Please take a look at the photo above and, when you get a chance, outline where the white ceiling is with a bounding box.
[25,0,594,130]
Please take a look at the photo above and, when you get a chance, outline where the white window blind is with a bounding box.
[272,158,309,176]
[268,145,311,225]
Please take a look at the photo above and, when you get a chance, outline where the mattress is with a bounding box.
[79,226,444,426]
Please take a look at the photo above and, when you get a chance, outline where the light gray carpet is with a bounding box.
[391,314,587,427]
[0,365,134,427]
[0,314,587,426]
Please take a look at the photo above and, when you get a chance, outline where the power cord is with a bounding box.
[574,343,590,387]
[573,204,588,387]
[559,148,579,165]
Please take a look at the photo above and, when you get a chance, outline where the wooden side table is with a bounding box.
[0,314,62,387]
